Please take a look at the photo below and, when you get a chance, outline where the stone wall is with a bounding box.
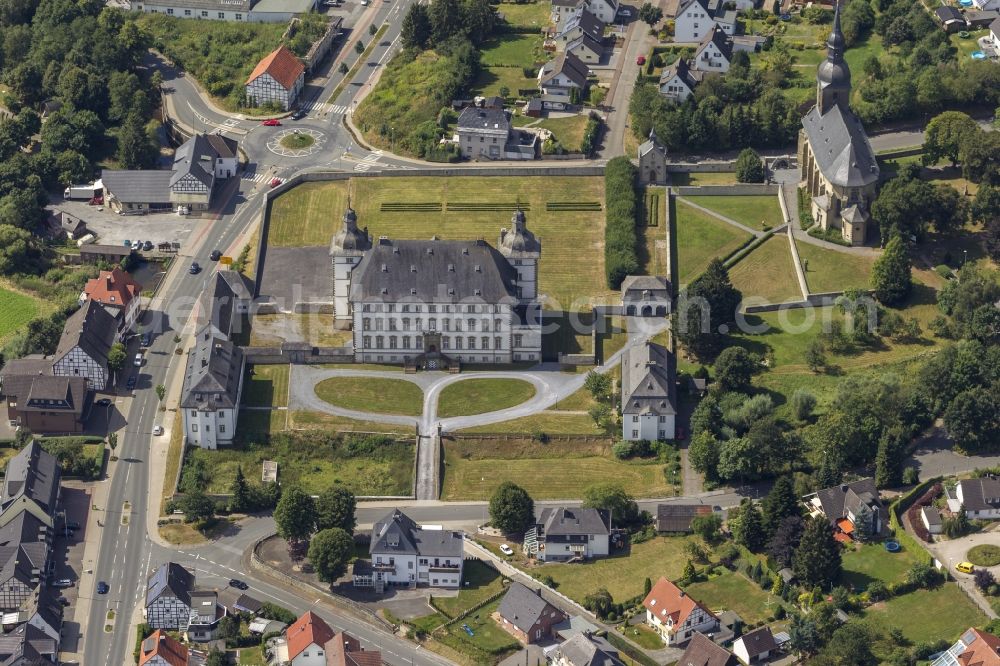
[241,345,354,365]
[673,184,780,196]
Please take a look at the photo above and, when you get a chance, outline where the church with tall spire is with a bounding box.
[797,1,880,246]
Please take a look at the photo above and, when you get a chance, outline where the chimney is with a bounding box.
[106,275,112,288]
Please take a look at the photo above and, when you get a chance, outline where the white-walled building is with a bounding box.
[82,267,141,339]
[691,26,733,73]
[134,0,253,20]
[538,52,590,100]
[733,627,777,664]
[245,45,305,110]
[643,577,719,646]
[673,0,735,42]
[354,509,464,591]
[523,507,610,562]
[955,477,1000,519]
[621,340,676,442]
[658,58,700,102]
[145,563,195,631]
[584,0,619,23]
[277,612,380,666]
[331,207,543,366]
[180,326,244,449]
[51,300,117,391]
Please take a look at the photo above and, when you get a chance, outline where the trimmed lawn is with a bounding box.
[676,199,753,284]
[441,437,676,500]
[840,543,921,591]
[950,30,988,59]
[472,66,537,98]
[242,365,290,408]
[314,377,424,417]
[458,411,606,436]
[235,409,288,444]
[552,385,599,411]
[685,195,785,231]
[161,413,185,513]
[267,177,614,310]
[479,33,545,67]
[728,236,803,303]
[287,410,412,434]
[968,544,1000,567]
[623,623,665,650]
[685,571,778,625]
[437,379,537,418]
[794,241,876,293]
[532,114,590,153]
[531,536,694,604]
[434,599,519,662]
[496,1,551,28]
[670,172,737,186]
[432,560,507,619]
[0,284,40,346]
[865,584,988,644]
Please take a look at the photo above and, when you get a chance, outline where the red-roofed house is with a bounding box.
[82,266,141,337]
[281,611,382,666]
[931,627,1000,666]
[642,577,718,646]
[138,630,204,666]
[245,45,305,111]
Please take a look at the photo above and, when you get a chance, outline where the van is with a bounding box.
[955,562,975,574]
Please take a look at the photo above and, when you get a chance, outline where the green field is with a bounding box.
[434,599,519,661]
[267,176,616,310]
[495,1,551,28]
[675,199,753,283]
[287,409,412,434]
[685,195,785,231]
[437,379,537,418]
[728,236,803,303]
[525,114,591,153]
[479,33,545,68]
[840,543,923,591]
[685,571,781,625]
[531,536,694,605]
[864,584,987,644]
[241,365,290,408]
[441,437,676,500]
[795,241,877,293]
[315,377,424,417]
[432,560,507,619]
[473,66,539,98]
[458,410,605,436]
[0,285,39,346]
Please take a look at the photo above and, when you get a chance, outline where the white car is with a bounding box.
[134,353,142,366]
[152,425,164,436]
[499,544,514,556]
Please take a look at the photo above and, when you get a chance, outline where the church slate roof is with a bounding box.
[801,103,879,188]
[180,325,244,411]
[621,341,676,417]
[349,238,519,303]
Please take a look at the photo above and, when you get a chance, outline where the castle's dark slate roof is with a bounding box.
[538,507,610,536]
[330,207,373,255]
[497,582,563,634]
[180,326,244,411]
[369,509,463,558]
[0,442,61,519]
[621,341,676,417]
[146,562,194,607]
[350,238,519,303]
[814,478,882,523]
[54,300,118,367]
[498,210,541,258]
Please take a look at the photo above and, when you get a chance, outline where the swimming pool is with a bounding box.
[972,50,987,59]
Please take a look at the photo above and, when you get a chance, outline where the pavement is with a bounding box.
[925,525,1000,619]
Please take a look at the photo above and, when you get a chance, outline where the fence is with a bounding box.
[241,344,354,365]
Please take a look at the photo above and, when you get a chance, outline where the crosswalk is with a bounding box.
[353,150,384,172]
[299,100,348,116]
[242,169,269,183]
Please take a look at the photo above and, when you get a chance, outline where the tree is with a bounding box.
[488,481,535,534]
[789,613,822,656]
[107,342,126,373]
[582,482,638,525]
[180,491,215,525]
[155,384,165,401]
[768,515,805,567]
[462,0,497,44]
[691,513,722,542]
[107,432,118,455]
[944,387,1000,453]
[761,476,799,537]
[583,588,614,618]
[205,648,227,666]
[0,224,40,275]
[959,126,1000,185]
[274,486,316,545]
[117,111,155,169]
[712,347,760,393]
[338,62,349,75]
[791,389,817,421]
[675,259,742,358]
[871,236,911,306]
[589,404,614,431]
[216,614,240,644]
[315,484,357,534]
[688,431,721,481]
[974,568,995,591]
[735,148,765,183]
[355,40,365,55]
[638,2,663,25]
[805,340,827,373]
[831,624,877,666]
[307,528,354,583]
[230,465,252,513]
[401,3,432,49]
[793,516,842,589]
[682,559,696,582]
[731,499,765,551]
[584,371,612,402]
[923,111,980,166]
[430,0,461,45]
[369,23,378,35]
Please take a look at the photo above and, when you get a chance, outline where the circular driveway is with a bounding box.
[267,128,328,157]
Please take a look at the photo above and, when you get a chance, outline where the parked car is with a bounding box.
[66,521,80,530]
[97,581,109,594]
[269,177,283,188]
[499,544,514,556]
[956,561,975,574]
[141,333,152,347]
[189,262,201,275]
[52,579,73,588]
[143,240,154,252]
[210,250,222,261]
[131,240,143,250]
[134,353,142,367]
[126,375,137,390]
[262,119,281,127]
[290,109,307,120]
[96,398,111,407]
[229,579,249,590]
[636,55,646,66]
[123,239,132,247]
[152,425,164,436]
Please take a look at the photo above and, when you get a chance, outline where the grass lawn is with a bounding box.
[315,377,423,417]
[949,29,987,59]
[434,599,519,662]
[675,199,753,284]
[552,385,598,411]
[864,584,988,644]
[458,411,606,436]
[684,195,785,231]
[795,240,877,293]
[472,66,538,98]
[685,571,779,625]
[267,176,614,310]
[437,379,536,418]
[287,410,412,434]
[442,438,675,501]
[532,114,590,153]
[242,365,290,408]
[532,536,694,604]
[621,623,665,650]
[432,560,507,619]
[479,33,545,67]
[161,414,185,513]
[840,543,922,591]
[728,236,803,303]
[670,172,738,185]
[496,1,551,28]
[844,34,883,79]
[968,544,1000,567]
[0,283,40,346]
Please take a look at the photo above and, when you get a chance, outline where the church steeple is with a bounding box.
[815,0,851,115]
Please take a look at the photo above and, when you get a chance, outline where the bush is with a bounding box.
[612,440,634,459]
[604,157,640,288]
[735,148,765,183]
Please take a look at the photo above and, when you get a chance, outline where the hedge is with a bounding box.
[606,631,659,666]
[724,230,776,269]
[604,157,640,289]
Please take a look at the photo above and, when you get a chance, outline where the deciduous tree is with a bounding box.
[274,486,316,545]
[735,148,765,183]
[316,484,357,534]
[307,528,354,583]
[712,347,760,393]
[488,482,535,534]
[582,482,638,525]
[923,111,979,166]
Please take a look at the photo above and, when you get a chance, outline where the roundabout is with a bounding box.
[267,127,327,157]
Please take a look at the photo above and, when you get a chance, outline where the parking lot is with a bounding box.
[51,200,200,248]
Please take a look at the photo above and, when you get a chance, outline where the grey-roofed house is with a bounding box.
[146,562,196,630]
[336,207,543,366]
[798,3,879,246]
[538,52,590,99]
[558,9,604,44]
[0,512,51,611]
[0,442,61,529]
[955,477,1000,519]
[805,477,883,540]
[58,211,87,240]
[51,299,118,391]
[456,105,539,160]
[638,128,668,185]
[100,169,174,214]
[659,57,702,102]
[180,325,245,449]
[232,593,263,615]
[656,504,713,534]
[733,626,778,664]
[621,340,676,442]
[355,509,464,592]
[1,357,89,435]
[496,582,568,644]
[499,644,547,666]
[552,632,624,666]
[523,507,610,562]
[198,270,253,340]
[621,275,670,317]
[566,33,604,64]
[677,632,738,666]
[691,25,734,73]
[0,621,59,665]
[965,9,1000,27]
[934,5,966,31]
[921,506,943,534]
[187,590,227,642]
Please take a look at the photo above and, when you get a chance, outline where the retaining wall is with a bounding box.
[673,184,780,196]
[241,345,354,364]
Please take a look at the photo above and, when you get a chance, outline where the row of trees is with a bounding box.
[604,157,640,289]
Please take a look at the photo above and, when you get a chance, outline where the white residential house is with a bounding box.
[538,52,590,99]
[673,0,734,42]
[276,612,380,666]
[245,45,305,111]
[658,58,700,102]
[733,627,778,664]
[691,26,733,73]
[145,563,195,631]
[51,300,117,391]
[974,0,1000,12]
[522,507,610,562]
[921,506,943,535]
[621,340,677,442]
[584,0,619,24]
[186,591,226,643]
[566,34,604,63]
[643,577,719,646]
[551,0,584,31]
[558,9,604,47]
[82,267,141,338]
[955,477,1000,519]
[354,509,464,591]
[180,326,244,450]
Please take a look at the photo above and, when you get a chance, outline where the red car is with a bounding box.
[262,119,281,127]
[269,178,283,188]
[636,55,646,66]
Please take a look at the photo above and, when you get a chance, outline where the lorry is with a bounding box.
[64,182,101,200]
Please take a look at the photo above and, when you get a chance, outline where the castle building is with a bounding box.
[797,2,879,246]
[330,208,543,367]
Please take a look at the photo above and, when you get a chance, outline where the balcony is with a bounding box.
[372,562,396,572]
[428,563,461,572]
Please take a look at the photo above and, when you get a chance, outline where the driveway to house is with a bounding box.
[923,527,1000,620]
[908,425,1000,479]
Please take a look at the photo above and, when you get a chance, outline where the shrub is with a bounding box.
[974,568,995,591]
[791,389,817,421]
[604,157,640,288]
[867,580,889,601]
[735,148,765,183]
